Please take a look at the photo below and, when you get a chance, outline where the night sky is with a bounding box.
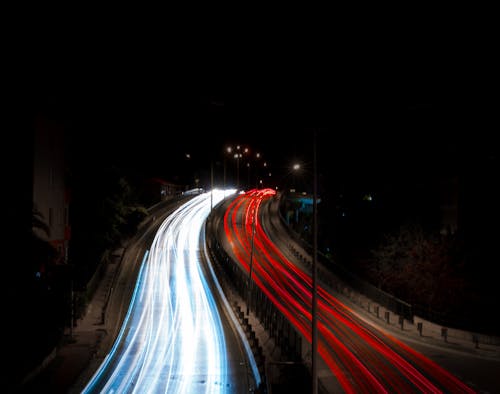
[3,21,499,393]
[9,20,492,188]
[25,88,494,194]
[7,9,495,181]
[9,24,496,223]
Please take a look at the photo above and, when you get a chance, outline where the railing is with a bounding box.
[275,192,414,322]
[205,212,314,393]
[206,222,303,363]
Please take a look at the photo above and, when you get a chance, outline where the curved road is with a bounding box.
[221,188,481,393]
[82,190,260,393]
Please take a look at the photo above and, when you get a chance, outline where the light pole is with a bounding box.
[261,161,267,189]
[292,145,318,393]
[255,152,261,188]
[236,145,241,189]
[247,162,251,190]
[210,159,214,210]
[224,146,232,194]
[312,130,318,394]
[292,163,300,192]
[234,152,242,190]
[246,204,257,316]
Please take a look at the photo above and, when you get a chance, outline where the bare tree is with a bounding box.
[369,224,469,314]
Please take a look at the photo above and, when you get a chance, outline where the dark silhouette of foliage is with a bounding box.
[369,224,471,317]
[69,165,148,286]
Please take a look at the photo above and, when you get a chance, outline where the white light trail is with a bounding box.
[82,190,238,393]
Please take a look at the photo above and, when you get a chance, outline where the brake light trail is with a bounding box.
[223,189,476,393]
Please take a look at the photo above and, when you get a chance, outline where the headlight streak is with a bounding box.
[81,250,150,393]
[223,189,476,393]
[82,189,248,393]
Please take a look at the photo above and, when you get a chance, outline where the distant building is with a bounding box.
[32,113,71,265]
[142,177,185,206]
[282,192,320,242]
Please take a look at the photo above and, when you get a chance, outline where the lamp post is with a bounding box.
[234,152,242,190]
[210,159,214,210]
[236,145,241,190]
[293,163,300,191]
[224,146,232,194]
[255,152,261,188]
[312,130,318,394]
[261,161,267,189]
[247,162,251,190]
[292,142,318,393]
[246,204,257,316]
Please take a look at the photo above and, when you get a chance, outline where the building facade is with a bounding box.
[32,113,71,266]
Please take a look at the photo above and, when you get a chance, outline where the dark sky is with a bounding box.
[25,76,493,197]
[14,25,494,190]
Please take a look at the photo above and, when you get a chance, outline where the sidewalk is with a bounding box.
[17,199,187,394]
[19,249,124,394]
[18,202,500,393]
[286,235,500,357]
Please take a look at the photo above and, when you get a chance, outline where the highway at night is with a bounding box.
[221,188,477,393]
[81,190,260,393]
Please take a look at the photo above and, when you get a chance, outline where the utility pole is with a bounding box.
[236,155,240,191]
[312,130,318,394]
[247,205,257,316]
[210,160,214,210]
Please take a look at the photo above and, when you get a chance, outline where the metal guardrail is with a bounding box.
[275,193,500,336]
[205,212,311,394]
[275,192,414,322]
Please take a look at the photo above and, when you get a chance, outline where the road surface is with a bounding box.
[222,189,481,393]
[82,190,260,393]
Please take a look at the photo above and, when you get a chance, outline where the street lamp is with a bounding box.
[224,146,232,195]
[290,145,318,394]
[246,203,257,316]
[247,162,251,190]
[291,163,301,192]
[210,160,214,210]
[261,161,267,188]
[312,131,318,394]
[234,152,242,190]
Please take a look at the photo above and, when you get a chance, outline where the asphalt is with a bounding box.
[262,196,500,393]
[15,196,500,394]
[16,197,186,394]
